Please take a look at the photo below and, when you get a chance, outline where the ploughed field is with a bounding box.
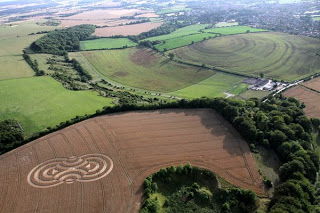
[172,32,320,81]
[283,86,320,118]
[0,109,265,213]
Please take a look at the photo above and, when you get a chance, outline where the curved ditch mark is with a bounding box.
[264,39,277,58]
[256,39,290,72]
[97,120,134,213]
[270,39,297,72]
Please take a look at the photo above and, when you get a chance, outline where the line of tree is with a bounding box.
[22,51,45,76]
[128,22,187,42]
[30,25,96,55]
[69,58,92,82]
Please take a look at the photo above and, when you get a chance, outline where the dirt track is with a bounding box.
[0,109,265,213]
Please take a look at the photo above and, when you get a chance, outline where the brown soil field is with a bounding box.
[303,77,320,92]
[283,86,320,118]
[63,9,147,20]
[60,19,132,28]
[94,22,163,36]
[135,13,159,18]
[0,109,265,213]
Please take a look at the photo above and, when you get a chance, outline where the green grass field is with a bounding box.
[156,7,191,15]
[142,24,209,42]
[0,19,58,40]
[0,19,59,80]
[79,48,214,92]
[228,83,249,95]
[172,32,320,81]
[0,76,113,134]
[313,17,320,21]
[215,22,239,28]
[239,90,271,100]
[0,34,45,80]
[203,26,268,35]
[170,73,245,98]
[80,38,137,51]
[155,33,215,51]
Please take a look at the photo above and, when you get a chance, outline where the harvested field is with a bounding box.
[60,19,133,28]
[0,109,265,212]
[94,22,163,36]
[303,77,320,92]
[62,9,147,20]
[283,86,320,118]
[172,32,320,81]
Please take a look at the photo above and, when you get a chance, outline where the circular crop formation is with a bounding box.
[173,32,320,81]
[27,154,113,188]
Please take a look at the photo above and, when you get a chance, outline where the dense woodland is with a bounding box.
[0,120,24,151]
[141,164,258,213]
[30,25,96,55]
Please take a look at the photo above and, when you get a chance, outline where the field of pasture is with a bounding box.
[0,76,113,134]
[80,38,137,51]
[203,26,267,35]
[142,24,210,42]
[154,33,215,51]
[170,73,246,98]
[79,48,215,92]
[0,19,59,80]
[172,32,320,81]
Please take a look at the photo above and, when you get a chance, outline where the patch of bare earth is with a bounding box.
[0,109,265,213]
[283,85,320,118]
[129,48,159,66]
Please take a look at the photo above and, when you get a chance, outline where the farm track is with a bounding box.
[0,109,265,212]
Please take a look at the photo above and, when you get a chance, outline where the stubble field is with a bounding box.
[283,86,320,118]
[0,109,265,213]
[303,77,320,92]
[94,22,163,37]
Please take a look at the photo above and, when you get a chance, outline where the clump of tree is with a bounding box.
[30,25,96,55]
[141,163,258,213]
[0,120,24,153]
